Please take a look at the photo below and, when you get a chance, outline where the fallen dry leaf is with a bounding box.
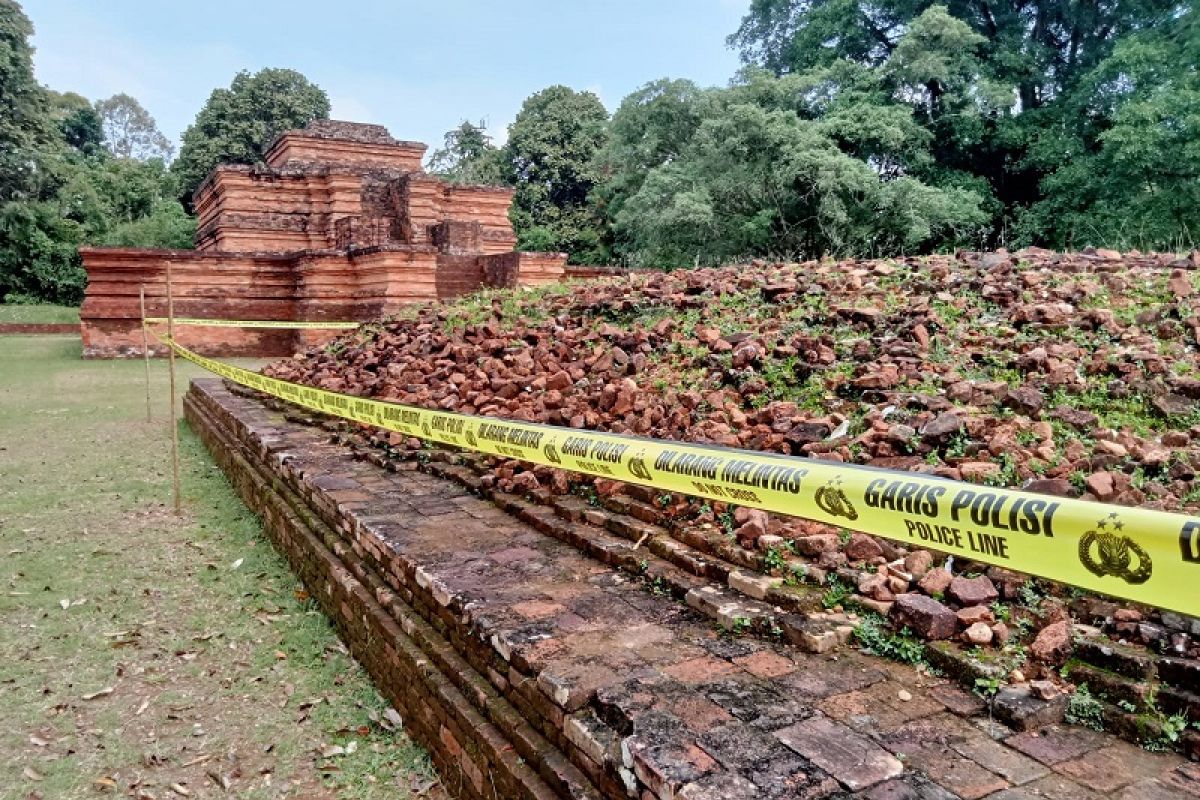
[23,766,43,781]
[81,687,114,701]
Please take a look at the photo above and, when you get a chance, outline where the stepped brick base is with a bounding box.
[0,323,78,335]
[184,378,1198,799]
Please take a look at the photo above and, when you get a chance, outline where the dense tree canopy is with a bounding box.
[503,86,611,263]
[727,0,1195,252]
[430,0,1195,266]
[0,1,193,304]
[49,91,104,157]
[172,68,330,206]
[0,0,51,202]
[606,74,987,266]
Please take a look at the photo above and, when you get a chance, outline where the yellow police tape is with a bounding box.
[155,332,1200,617]
[145,317,360,330]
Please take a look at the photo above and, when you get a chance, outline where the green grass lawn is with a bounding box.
[0,304,80,324]
[0,337,437,800]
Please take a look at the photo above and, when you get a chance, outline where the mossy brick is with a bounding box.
[1157,656,1200,691]
[1074,637,1157,680]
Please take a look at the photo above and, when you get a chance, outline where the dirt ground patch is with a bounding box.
[0,336,440,800]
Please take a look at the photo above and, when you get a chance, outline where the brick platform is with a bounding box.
[185,378,1198,799]
[0,323,78,335]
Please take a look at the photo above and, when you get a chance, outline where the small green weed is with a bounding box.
[1066,684,1106,731]
[852,615,927,666]
[822,576,853,610]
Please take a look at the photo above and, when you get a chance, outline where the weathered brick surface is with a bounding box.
[0,323,78,335]
[185,378,1196,799]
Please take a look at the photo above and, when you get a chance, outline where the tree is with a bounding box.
[593,79,711,260]
[101,202,194,249]
[0,201,85,304]
[0,3,194,305]
[172,68,330,206]
[1,153,192,303]
[729,0,1175,101]
[47,91,104,156]
[613,99,985,267]
[503,86,610,262]
[727,0,1183,244]
[1016,7,1200,249]
[427,120,507,185]
[95,93,173,161]
[0,0,52,201]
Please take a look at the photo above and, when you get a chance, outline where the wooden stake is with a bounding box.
[166,262,182,516]
[140,285,152,422]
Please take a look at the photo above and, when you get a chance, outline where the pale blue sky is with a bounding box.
[23,0,747,154]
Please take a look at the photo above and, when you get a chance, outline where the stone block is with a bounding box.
[891,593,958,640]
[775,717,903,791]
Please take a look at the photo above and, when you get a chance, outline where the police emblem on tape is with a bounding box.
[1078,513,1152,585]
[814,477,858,521]
[628,450,653,482]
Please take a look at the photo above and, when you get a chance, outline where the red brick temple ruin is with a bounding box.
[79,120,573,357]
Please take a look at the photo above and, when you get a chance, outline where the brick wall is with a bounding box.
[184,379,608,800]
[78,245,440,357]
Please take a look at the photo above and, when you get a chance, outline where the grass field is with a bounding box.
[0,336,437,799]
[0,304,81,324]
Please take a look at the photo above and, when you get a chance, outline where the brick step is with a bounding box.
[1065,639,1200,736]
[204,380,1199,796]
[263,391,1093,725]
[421,454,858,653]
[430,448,828,621]
[258,389,832,635]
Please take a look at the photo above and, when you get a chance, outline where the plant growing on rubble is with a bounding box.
[763,545,789,573]
[853,614,926,666]
[1066,684,1105,731]
[821,576,852,609]
[719,616,754,637]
